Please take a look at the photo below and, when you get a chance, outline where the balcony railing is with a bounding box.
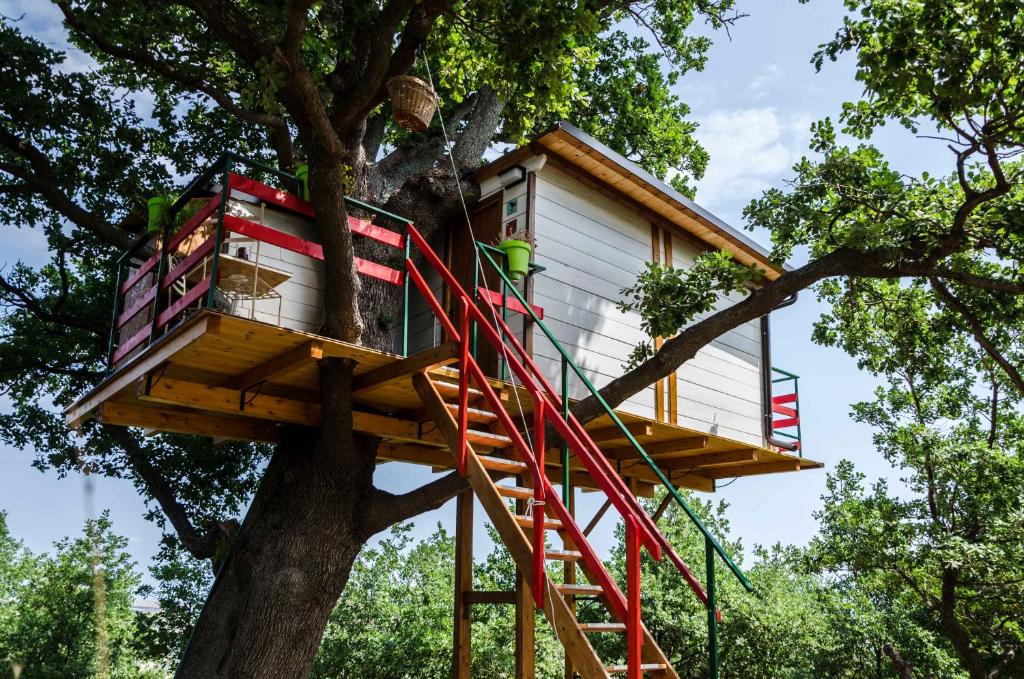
[770,367,802,452]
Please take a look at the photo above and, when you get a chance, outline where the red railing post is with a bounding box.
[626,515,642,679]
[532,398,546,609]
[457,300,470,476]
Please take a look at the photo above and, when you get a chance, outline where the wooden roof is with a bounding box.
[473,121,787,281]
[66,312,820,496]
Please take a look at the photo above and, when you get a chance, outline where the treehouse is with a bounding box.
[66,122,821,678]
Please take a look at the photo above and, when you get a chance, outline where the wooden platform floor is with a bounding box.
[67,311,821,495]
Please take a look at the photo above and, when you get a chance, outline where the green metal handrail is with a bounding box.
[475,243,753,593]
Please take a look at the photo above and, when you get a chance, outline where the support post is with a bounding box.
[453,490,473,679]
[626,516,642,679]
[402,231,411,356]
[515,479,536,679]
[706,536,719,679]
[563,476,576,679]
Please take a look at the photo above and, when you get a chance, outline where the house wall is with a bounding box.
[530,165,765,446]
[217,198,325,334]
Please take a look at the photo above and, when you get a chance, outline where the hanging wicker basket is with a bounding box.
[386,75,437,132]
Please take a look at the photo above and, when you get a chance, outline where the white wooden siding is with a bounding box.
[531,166,765,445]
[220,200,324,333]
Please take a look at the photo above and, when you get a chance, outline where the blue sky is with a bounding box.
[0,1,957,574]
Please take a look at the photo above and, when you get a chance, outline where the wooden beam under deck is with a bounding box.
[351,343,458,395]
[604,436,708,461]
[220,339,323,391]
[699,460,804,479]
[98,401,279,443]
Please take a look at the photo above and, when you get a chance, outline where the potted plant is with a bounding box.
[147,195,170,234]
[496,229,534,281]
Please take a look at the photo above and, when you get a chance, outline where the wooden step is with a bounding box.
[579,623,626,633]
[496,484,533,500]
[479,455,528,474]
[431,379,482,400]
[445,402,498,424]
[545,549,582,562]
[466,428,511,449]
[556,583,603,596]
[606,664,667,674]
[514,514,563,531]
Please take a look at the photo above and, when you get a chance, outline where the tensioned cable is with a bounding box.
[420,56,539,466]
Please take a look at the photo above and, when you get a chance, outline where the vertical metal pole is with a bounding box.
[793,376,803,457]
[206,161,230,310]
[106,260,125,370]
[457,301,471,476]
[706,537,719,679]
[402,231,411,356]
[500,276,508,381]
[626,516,642,679]
[471,244,480,360]
[561,355,570,505]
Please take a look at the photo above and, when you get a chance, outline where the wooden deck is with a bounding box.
[66,311,821,495]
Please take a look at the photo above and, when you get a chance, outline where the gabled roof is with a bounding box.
[472,121,787,280]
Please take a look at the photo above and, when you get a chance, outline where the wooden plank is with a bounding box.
[515,480,536,679]
[656,448,757,471]
[465,590,516,605]
[454,490,473,679]
[138,375,318,425]
[604,436,708,460]
[700,460,803,479]
[120,252,159,293]
[111,324,153,364]
[477,287,545,320]
[221,340,324,390]
[351,343,458,395]
[98,402,279,443]
[586,422,652,443]
[66,315,219,426]
[155,277,210,329]
[228,173,314,218]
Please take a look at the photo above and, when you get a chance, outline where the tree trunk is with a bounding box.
[176,361,382,677]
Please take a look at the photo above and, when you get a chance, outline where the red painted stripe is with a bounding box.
[223,214,323,259]
[116,286,156,329]
[773,416,800,429]
[156,277,211,329]
[349,215,404,248]
[772,403,797,417]
[166,195,221,252]
[120,252,159,294]
[477,287,544,320]
[772,393,798,405]
[355,257,404,285]
[111,325,151,363]
[161,237,215,290]
[228,174,314,218]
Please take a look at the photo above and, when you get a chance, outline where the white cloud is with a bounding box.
[692,107,813,220]
[746,64,782,100]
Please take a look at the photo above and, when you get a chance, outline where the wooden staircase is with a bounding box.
[415,373,679,678]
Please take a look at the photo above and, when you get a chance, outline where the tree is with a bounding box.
[808,277,1024,679]
[0,511,159,679]
[1,1,1023,675]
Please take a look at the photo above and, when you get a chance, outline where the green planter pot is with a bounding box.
[497,239,532,281]
[147,196,170,234]
[295,163,310,201]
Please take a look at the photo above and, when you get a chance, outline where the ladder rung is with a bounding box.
[496,485,533,500]
[606,664,667,674]
[556,583,603,596]
[478,455,527,474]
[514,515,562,531]
[445,402,498,424]
[545,549,582,562]
[431,379,482,400]
[580,623,626,633]
[466,428,511,448]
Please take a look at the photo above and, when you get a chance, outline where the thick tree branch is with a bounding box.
[359,471,467,538]
[450,85,506,169]
[104,424,235,560]
[0,270,106,335]
[929,277,1024,395]
[0,133,135,250]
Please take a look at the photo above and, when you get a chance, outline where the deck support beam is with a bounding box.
[220,339,323,391]
[515,476,536,679]
[454,489,473,679]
